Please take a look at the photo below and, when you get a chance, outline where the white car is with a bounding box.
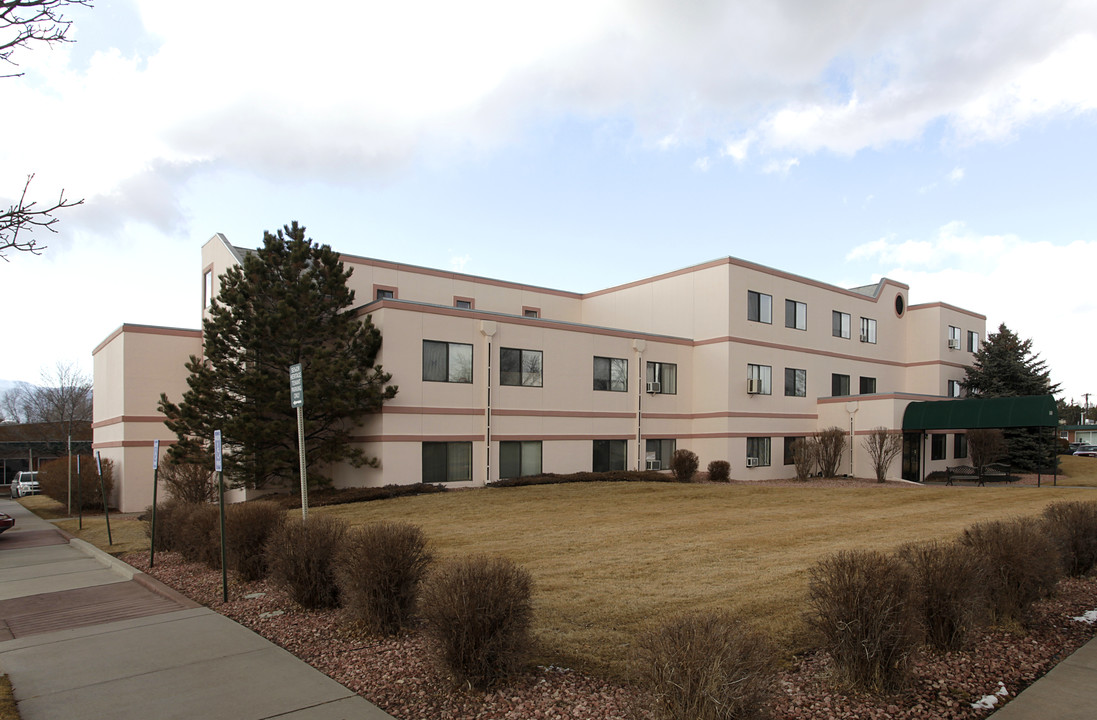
[10,471,40,498]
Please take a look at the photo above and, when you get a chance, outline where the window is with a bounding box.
[931,434,946,461]
[967,331,979,353]
[832,373,850,397]
[948,325,961,349]
[785,299,807,330]
[832,311,850,339]
[747,364,772,395]
[646,439,676,470]
[784,368,807,397]
[947,379,962,397]
[522,307,540,318]
[860,317,877,344]
[954,433,968,460]
[500,441,542,479]
[746,437,771,467]
[376,288,395,300]
[454,297,473,309]
[423,341,473,383]
[859,376,877,394]
[203,269,213,309]
[747,291,772,324]
[593,439,627,472]
[500,348,543,387]
[593,356,628,392]
[422,442,472,483]
[646,362,677,394]
[784,437,804,465]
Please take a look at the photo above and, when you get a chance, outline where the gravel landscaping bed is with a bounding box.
[123,551,1097,720]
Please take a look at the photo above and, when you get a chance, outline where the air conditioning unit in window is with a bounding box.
[746,457,760,468]
[860,332,870,342]
[747,378,761,394]
[948,339,961,350]
[646,381,661,394]
[646,460,661,470]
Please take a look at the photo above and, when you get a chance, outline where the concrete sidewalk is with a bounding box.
[988,634,1097,720]
[0,499,393,720]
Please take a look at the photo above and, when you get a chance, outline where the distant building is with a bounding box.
[0,421,92,485]
[93,234,986,512]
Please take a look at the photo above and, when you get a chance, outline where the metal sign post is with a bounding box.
[96,452,112,546]
[290,363,308,521]
[150,440,160,568]
[77,454,83,530]
[215,430,228,603]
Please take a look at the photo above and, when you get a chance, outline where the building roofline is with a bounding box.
[93,323,202,356]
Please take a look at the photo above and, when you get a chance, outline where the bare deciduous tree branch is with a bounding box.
[1,0,91,75]
[1,173,83,259]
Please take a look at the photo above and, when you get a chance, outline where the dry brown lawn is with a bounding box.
[1057,454,1097,486]
[315,479,1097,678]
[0,675,17,720]
[18,495,149,556]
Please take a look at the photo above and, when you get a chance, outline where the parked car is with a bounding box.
[1073,445,1097,457]
[0,511,14,534]
[10,471,40,498]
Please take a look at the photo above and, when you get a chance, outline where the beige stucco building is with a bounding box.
[93,234,985,512]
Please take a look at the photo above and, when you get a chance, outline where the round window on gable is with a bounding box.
[895,293,905,317]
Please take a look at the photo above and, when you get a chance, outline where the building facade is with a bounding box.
[93,234,986,512]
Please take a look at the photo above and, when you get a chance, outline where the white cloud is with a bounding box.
[450,254,472,272]
[948,167,965,183]
[762,157,800,176]
[693,156,711,172]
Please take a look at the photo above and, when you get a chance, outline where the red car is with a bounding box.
[0,511,13,534]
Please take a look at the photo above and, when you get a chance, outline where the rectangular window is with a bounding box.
[954,433,968,460]
[860,317,877,344]
[747,364,772,395]
[376,288,395,300]
[422,442,472,483]
[784,368,807,397]
[423,340,473,383]
[593,356,628,392]
[747,291,772,324]
[931,434,947,461]
[646,362,677,394]
[645,439,676,470]
[523,307,540,318]
[967,331,979,353]
[454,298,473,309]
[947,379,962,397]
[500,347,543,387]
[784,436,804,465]
[831,373,850,397]
[785,299,807,330]
[203,269,213,309]
[832,311,850,339]
[859,376,877,394]
[500,441,542,479]
[948,325,961,349]
[746,437,771,467]
[593,439,627,472]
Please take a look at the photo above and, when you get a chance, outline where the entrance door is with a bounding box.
[902,432,921,482]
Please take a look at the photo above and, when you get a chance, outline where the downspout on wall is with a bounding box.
[480,321,497,484]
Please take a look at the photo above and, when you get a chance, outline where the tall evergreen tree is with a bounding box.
[159,222,397,489]
[961,323,1059,471]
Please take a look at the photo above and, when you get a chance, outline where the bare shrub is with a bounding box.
[671,449,699,482]
[335,521,433,635]
[707,460,731,483]
[898,541,986,651]
[160,460,218,504]
[967,428,1006,469]
[173,502,220,567]
[419,555,534,689]
[791,437,817,481]
[634,611,776,720]
[266,514,347,609]
[37,455,115,510]
[960,517,1062,623]
[807,550,918,692]
[144,498,187,553]
[814,427,847,478]
[862,427,902,483]
[1042,501,1097,576]
[225,501,285,581]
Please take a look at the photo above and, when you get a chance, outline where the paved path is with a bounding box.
[0,499,393,720]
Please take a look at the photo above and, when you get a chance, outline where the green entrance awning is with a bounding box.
[902,395,1058,431]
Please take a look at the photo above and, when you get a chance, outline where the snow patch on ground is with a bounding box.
[1071,609,1097,624]
[971,682,1009,709]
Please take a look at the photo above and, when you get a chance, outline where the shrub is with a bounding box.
[160,460,218,504]
[1042,501,1097,576]
[488,470,676,488]
[707,460,731,483]
[960,517,1062,623]
[898,541,986,651]
[266,514,347,609]
[419,555,534,689]
[635,611,776,720]
[671,449,700,482]
[144,498,188,553]
[814,427,847,478]
[967,428,1006,469]
[262,482,448,509]
[862,427,902,483]
[806,549,918,692]
[335,521,432,634]
[173,502,220,567]
[225,501,285,581]
[791,438,817,481]
[37,455,115,510]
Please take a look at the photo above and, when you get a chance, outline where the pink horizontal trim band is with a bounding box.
[382,406,485,416]
[492,409,634,419]
[93,323,201,356]
[92,415,165,428]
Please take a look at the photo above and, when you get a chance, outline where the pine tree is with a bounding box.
[159,222,397,490]
[961,323,1059,471]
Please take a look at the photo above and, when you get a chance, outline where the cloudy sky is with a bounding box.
[3,0,1095,403]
